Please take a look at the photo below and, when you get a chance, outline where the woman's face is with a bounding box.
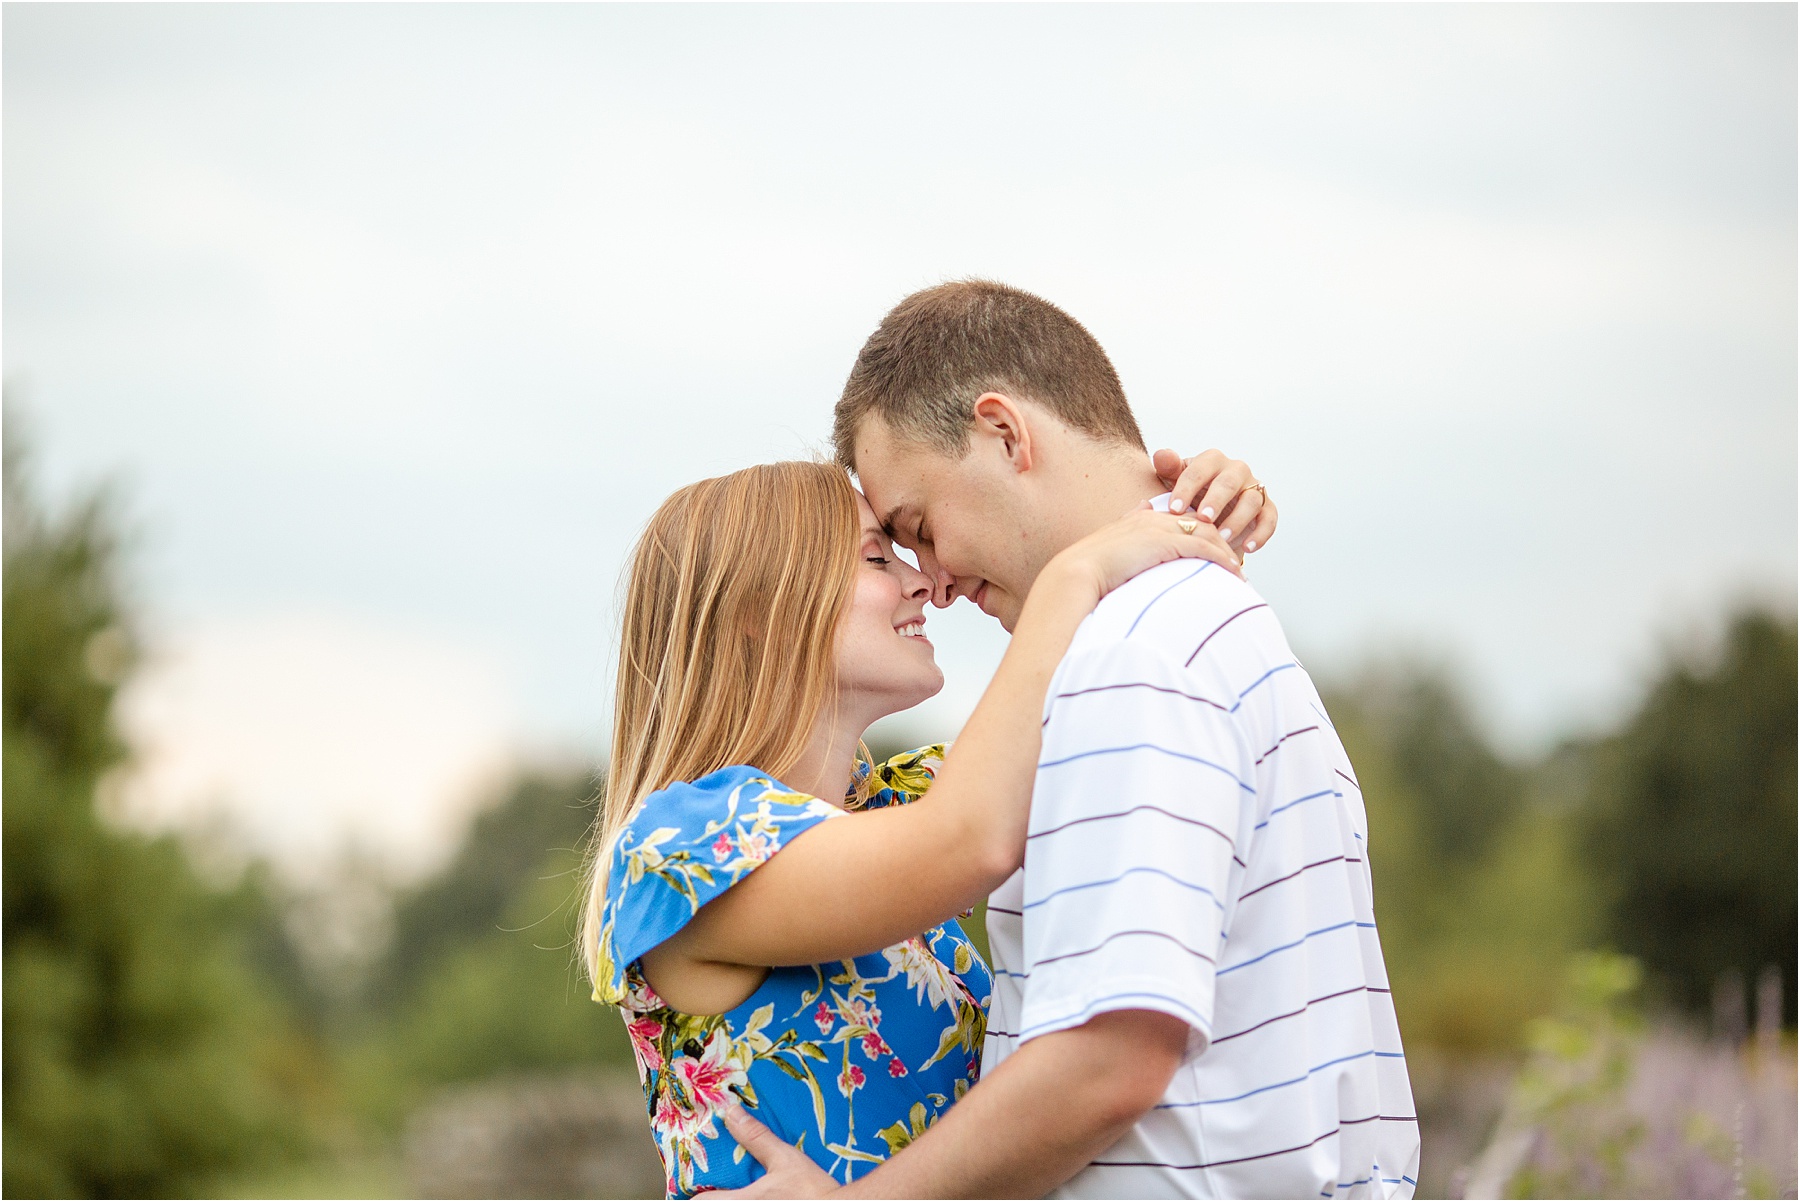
[835,491,943,720]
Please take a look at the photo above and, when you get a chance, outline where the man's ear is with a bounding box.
[971,393,1034,473]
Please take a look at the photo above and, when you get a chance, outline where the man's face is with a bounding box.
[851,415,1044,632]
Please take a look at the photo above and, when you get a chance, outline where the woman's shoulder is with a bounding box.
[595,767,842,1005]
[848,743,948,811]
[621,765,834,836]
[611,767,844,892]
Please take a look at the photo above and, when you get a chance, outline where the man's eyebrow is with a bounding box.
[879,503,908,541]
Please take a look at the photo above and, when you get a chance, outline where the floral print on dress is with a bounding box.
[595,750,990,1198]
[846,744,944,811]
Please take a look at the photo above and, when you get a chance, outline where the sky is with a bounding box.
[6,4,1795,881]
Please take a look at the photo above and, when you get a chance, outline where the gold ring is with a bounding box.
[1246,483,1267,497]
[1176,517,1199,534]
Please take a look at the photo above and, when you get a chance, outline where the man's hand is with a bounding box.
[714,1010,1187,1198]
[705,1101,837,1199]
[1154,447,1278,554]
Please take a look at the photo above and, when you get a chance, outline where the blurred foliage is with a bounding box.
[371,773,597,1010]
[1334,668,1527,866]
[1580,610,1797,1023]
[1325,663,1595,1056]
[1479,951,1793,1199]
[1325,611,1796,1060]
[342,769,633,1130]
[1504,952,1648,1198]
[2,424,323,1197]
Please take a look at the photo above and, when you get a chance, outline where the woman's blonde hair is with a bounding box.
[580,460,862,985]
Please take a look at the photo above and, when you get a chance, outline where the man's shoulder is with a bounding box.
[1071,558,1280,667]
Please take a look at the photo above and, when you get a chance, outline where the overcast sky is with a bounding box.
[6,4,1794,879]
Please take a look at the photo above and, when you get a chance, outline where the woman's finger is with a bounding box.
[1151,447,1189,489]
[1173,514,1244,578]
[1193,460,1252,525]
[1166,449,1231,515]
[1243,494,1279,553]
[1217,488,1264,549]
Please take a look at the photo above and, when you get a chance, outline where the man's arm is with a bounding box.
[721,1009,1190,1199]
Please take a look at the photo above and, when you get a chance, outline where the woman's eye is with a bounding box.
[866,555,891,567]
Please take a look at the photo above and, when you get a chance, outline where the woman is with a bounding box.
[582,454,1272,1197]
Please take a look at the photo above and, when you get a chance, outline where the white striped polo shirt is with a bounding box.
[983,533,1419,1199]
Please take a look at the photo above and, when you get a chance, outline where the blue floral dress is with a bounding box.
[593,746,992,1198]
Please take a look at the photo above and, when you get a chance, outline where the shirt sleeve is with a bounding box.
[594,767,843,1006]
[1015,640,1256,1060]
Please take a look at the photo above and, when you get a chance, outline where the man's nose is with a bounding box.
[914,549,956,608]
[931,568,958,609]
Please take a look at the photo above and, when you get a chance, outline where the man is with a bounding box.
[722,280,1418,1199]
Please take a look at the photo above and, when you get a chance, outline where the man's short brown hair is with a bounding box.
[833,279,1145,470]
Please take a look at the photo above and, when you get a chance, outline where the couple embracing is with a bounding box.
[581,281,1418,1200]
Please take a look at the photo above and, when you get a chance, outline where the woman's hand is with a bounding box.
[1153,448,1277,555]
[1047,504,1243,609]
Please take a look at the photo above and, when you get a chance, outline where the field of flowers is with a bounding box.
[1457,955,1797,1200]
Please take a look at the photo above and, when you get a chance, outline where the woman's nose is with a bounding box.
[900,562,932,601]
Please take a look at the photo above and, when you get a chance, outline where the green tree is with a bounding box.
[1328,662,1524,869]
[1326,661,1593,1053]
[2,424,315,1196]
[346,770,633,1128]
[369,771,600,1012]
[1583,609,1797,1021]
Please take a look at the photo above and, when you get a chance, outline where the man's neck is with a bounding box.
[1044,445,1168,554]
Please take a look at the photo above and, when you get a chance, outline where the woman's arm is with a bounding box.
[658,510,1234,973]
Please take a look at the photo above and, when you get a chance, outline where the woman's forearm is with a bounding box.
[923,558,1100,879]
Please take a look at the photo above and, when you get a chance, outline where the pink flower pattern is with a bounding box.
[838,1062,867,1097]
[627,1017,665,1071]
[735,828,773,863]
[648,1028,749,1179]
[837,995,879,1029]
